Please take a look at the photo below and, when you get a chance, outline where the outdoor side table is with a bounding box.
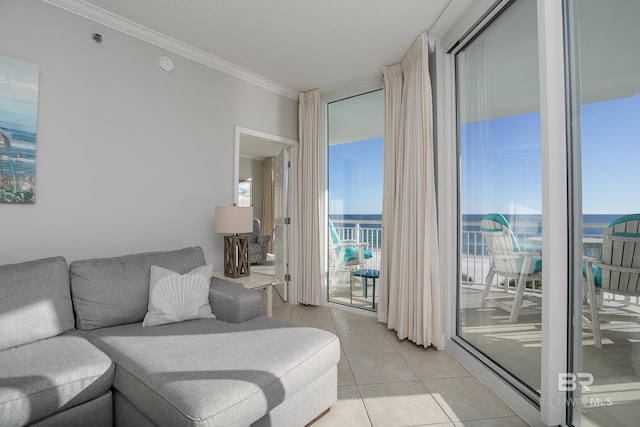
[350,269,380,309]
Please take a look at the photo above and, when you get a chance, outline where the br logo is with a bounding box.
[558,373,594,391]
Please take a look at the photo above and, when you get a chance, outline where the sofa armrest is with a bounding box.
[209,278,262,323]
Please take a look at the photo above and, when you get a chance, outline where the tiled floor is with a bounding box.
[272,302,529,427]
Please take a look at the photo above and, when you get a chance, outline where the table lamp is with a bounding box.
[214,206,253,278]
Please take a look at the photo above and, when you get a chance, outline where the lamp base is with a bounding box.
[223,234,250,278]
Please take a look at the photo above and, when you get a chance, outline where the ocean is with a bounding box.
[330,213,623,255]
[0,122,37,179]
[462,213,621,255]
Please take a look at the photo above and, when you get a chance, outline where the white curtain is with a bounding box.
[378,32,441,348]
[297,89,322,305]
[262,157,275,253]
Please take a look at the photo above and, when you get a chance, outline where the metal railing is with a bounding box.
[329,218,639,308]
[330,219,382,271]
[460,219,542,287]
[461,220,639,306]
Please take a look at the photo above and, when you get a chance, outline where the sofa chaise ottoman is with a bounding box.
[70,246,340,426]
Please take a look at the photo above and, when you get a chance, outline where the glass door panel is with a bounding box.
[274,147,289,301]
[456,0,543,394]
[568,0,640,424]
[326,89,383,310]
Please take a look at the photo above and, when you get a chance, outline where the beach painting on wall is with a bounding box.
[0,54,39,203]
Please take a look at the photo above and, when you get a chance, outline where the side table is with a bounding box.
[212,270,275,317]
[350,269,380,310]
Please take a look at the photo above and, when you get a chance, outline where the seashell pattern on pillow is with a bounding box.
[142,264,215,327]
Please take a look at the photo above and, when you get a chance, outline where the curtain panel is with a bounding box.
[378,32,441,348]
[296,89,322,305]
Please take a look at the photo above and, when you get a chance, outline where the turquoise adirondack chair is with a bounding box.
[583,214,640,348]
[328,219,372,291]
[480,213,542,323]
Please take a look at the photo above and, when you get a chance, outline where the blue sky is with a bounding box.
[329,137,383,215]
[581,94,640,214]
[460,112,543,215]
[461,93,640,215]
[329,94,639,216]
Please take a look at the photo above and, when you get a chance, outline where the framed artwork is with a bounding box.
[0,55,39,203]
[238,179,252,206]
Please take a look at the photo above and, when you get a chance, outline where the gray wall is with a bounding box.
[0,0,298,265]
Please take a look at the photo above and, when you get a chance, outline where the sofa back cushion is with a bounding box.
[70,247,206,331]
[0,257,74,351]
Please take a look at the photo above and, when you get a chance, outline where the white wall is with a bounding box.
[0,0,298,265]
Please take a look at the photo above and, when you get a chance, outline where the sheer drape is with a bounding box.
[461,39,491,203]
[297,89,322,305]
[378,32,441,348]
[262,157,275,253]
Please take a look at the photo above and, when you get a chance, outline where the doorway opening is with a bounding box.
[234,127,297,303]
[326,89,384,311]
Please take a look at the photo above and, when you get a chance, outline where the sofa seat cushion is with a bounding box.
[86,317,340,427]
[0,334,115,427]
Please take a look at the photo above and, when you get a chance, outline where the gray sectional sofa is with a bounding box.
[0,247,340,426]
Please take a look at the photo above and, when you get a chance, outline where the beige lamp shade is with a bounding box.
[214,206,253,234]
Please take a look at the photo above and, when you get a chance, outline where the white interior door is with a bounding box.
[274,147,289,301]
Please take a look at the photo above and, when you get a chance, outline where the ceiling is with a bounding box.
[47,0,474,95]
[46,0,639,132]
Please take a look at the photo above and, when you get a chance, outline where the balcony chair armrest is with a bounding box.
[519,251,542,257]
[334,242,368,248]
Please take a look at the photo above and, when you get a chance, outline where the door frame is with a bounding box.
[234,126,298,303]
[438,0,569,425]
[319,72,384,310]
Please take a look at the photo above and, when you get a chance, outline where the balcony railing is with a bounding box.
[330,218,639,307]
[330,218,381,271]
[461,219,639,306]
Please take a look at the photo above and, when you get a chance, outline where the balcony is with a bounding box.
[328,218,381,311]
[328,217,640,314]
[459,217,640,415]
[461,218,640,308]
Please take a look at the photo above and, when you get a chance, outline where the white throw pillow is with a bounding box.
[142,264,215,327]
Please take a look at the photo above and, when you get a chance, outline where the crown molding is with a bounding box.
[42,0,299,100]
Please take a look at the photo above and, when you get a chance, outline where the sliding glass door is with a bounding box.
[456,0,543,396]
[450,0,639,424]
[567,0,640,425]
